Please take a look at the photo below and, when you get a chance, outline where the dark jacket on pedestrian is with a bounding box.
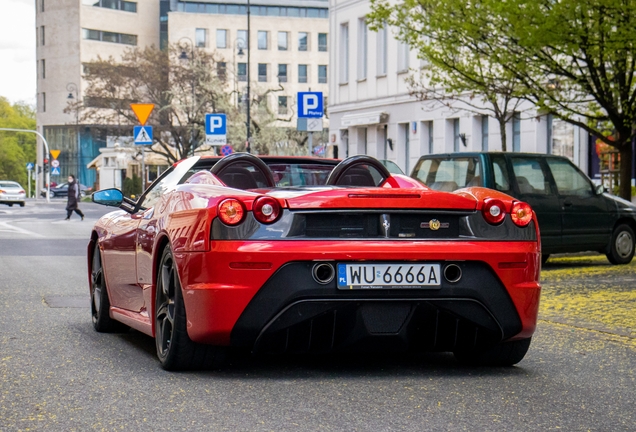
[66,181,80,211]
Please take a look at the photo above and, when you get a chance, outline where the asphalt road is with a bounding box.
[0,199,634,431]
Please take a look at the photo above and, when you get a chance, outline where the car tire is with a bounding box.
[90,247,129,333]
[155,246,226,371]
[606,224,635,265]
[19,202,25,207]
[453,338,532,366]
[8,203,13,207]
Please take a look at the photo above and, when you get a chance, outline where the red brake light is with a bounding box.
[217,198,246,226]
[19,190,25,194]
[511,201,533,227]
[482,199,506,225]
[253,196,281,224]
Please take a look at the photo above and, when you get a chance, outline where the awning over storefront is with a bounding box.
[340,111,389,127]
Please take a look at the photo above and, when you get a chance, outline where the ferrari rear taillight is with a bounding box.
[482,199,506,225]
[253,196,281,224]
[511,201,533,227]
[217,198,246,226]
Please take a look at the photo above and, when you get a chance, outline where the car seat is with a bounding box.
[218,166,259,190]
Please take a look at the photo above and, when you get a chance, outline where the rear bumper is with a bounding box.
[176,240,540,352]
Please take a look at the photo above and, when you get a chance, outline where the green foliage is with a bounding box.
[0,97,36,188]
[368,0,636,200]
[122,174,142,198]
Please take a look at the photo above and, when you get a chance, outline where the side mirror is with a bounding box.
[595,184,607,195]
[92,188,124,207]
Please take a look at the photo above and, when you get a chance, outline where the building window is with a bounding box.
[216,29,227,48]
[278,96,288,115]
[41,59,45,79]
[377,24,387,76]
[82,0,137,13]
[481,116,489,151]
[217,62,227,80]
[546,114,553,153]
[238,62,247,81]
[195,28,207,47]
[237,30,247,48]
[175,3,328,18]
[82,28,137,45]
[428,121,434,153]
[41,26,45,46]
[318,32,327,52]
[258,63,268,82]
[453,118,460,151]
[42,92,46,112]
[298,32,308,51]
[397,41,409,72]
[298,64,308,83]
[258,31,268,50]
[357,18,367,80]
[41,0,44,12]
[512,112,521,152]
[340,23,348,83]
[278,31,288,50]
[278,64,288,82]
[318,65,327,84]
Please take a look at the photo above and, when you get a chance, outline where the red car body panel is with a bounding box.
[88,155,542,361]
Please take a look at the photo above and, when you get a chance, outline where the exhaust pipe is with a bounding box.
[444,264,462,283]
[312,263,335,284]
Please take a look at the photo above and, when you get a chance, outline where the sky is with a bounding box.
[0,0,36,105]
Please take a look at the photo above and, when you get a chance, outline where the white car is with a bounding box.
[0,181,26,207]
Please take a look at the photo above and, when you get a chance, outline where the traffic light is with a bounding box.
[43,158,49,174]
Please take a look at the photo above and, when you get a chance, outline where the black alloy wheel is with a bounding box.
[90,247,129,332]
[606,224,635,265]
[155,246,225,371]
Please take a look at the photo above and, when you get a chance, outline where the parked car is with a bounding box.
[41,182,91,198]
[411,152,636,264]
[0,181,26,207]
[89,153,541,370]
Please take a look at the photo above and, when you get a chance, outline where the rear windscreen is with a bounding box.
[268,164,334,186]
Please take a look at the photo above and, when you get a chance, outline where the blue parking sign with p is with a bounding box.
[297,92,323,118]
[206,114,227,135]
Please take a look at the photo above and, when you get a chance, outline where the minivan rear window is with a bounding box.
[412,157,482,191]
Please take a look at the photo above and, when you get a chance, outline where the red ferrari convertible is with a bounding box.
[89,153,541,370]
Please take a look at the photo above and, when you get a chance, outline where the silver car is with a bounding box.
[0,181,26,207]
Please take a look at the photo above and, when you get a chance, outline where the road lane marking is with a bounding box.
[0,221,45,238]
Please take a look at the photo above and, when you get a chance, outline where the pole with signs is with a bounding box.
[26,162,33,197]
[130,104,155,191]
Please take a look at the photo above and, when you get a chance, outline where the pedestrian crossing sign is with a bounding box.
[134,126,153,145]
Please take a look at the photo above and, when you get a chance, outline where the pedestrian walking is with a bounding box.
[65,175,85,220]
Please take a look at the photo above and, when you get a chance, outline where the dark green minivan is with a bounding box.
[411,152,636,265]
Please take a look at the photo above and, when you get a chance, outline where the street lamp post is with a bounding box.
[179,37,197,156]
[66,82,80,182]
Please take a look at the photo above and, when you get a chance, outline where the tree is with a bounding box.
[368,7,526,151]
[0,97,36,187]
[370,0,636,200]
[73,44,297,162]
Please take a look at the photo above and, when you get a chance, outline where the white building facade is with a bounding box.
[35,0,330,190]
[327,0,593,176]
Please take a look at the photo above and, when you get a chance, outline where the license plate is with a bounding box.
[337,263,441,290]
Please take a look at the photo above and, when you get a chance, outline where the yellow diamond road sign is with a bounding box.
[50,150,61,160]
[130,103,155,126]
